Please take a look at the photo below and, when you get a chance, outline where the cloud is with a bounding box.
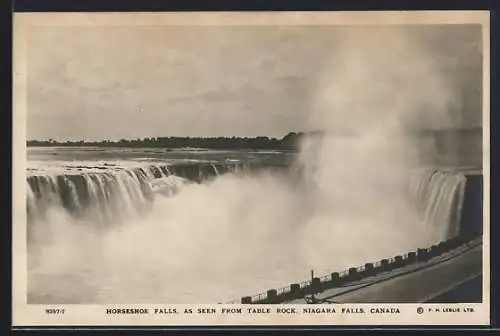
[26,24,482,140]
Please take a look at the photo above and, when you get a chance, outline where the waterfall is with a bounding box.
[27,175,63,212]
[408,168,467,241]
[26,163,185,224]
[26,180,38,221]
[25,158,284,230]
[27,159,470,243]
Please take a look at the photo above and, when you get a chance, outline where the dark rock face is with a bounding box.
[460,173,483,239]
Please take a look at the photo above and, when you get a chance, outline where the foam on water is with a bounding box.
[26,154,469,303]
[25,27,477,304]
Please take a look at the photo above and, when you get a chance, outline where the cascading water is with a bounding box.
[26,155,473,304]
[408,168,468,241]
[21,21,483,306]
[27,160,469,242]
[26,161,252,225]
[27,168,156,224]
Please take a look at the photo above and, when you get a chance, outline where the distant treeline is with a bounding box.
[27,127,482,150]
[27,132,306,150]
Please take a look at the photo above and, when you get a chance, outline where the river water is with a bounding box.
[26,146,466,303]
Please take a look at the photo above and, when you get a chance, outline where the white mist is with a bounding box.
[28,28,462,304]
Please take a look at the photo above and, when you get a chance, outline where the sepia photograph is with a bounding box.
[12,11,490,326]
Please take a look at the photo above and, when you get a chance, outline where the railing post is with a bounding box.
[290,283,300,297]
[364,263,374,276]
[417,248,430,262]
[407,251,417,263]
[267,289,278,303]
[241,296,252,304]
[429,244,440,256]
[330,272,341,285]
[380,259,389,271]
[312,277,322,293]
[348,267,358,281]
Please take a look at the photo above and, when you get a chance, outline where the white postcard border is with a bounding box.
[12,10,491,327]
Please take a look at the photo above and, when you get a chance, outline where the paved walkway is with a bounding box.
[287,239,482,304]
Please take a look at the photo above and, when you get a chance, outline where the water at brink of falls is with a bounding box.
[25,146,468,304]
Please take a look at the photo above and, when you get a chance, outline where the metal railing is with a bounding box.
[232,233,479,304]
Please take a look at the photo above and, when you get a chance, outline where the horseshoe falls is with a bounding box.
[25,146,482,304]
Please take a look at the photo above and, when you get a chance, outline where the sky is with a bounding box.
[26,24,482,141]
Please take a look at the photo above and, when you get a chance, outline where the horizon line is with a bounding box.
[26,135,293,143]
